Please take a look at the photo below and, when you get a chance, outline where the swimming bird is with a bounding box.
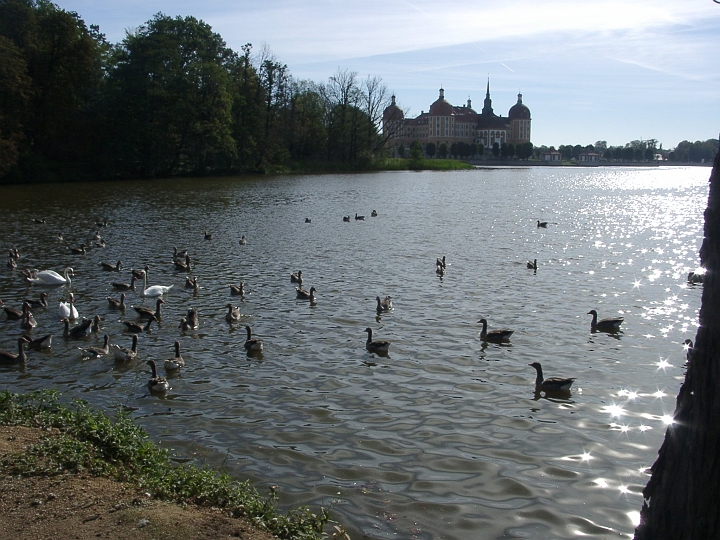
[24,292,49,309]
[146,360,169,393]
[133,298,165,320]
[364,327,390,354]
[93,239,106,248]
[20,309,37,331]
[204,230,213,240]
[477,318,514,342]
[140,269,173,298]
[376,295,392,313]
[537,220,548,228]
[178,317,192,332]
[230,283,245,296]
[343,216,350,222]
[436,256,446,269]
[225,303,242,323]
[296,286,317,301]
[25,333,52,349]
[305,218,311,223]
[185,276,198,290]
[0,336,30,364]
[100,260,122,272]
[26,268,73,286]
[164,341,184,372]
[111,275,136,291]
[174,254,192,271]
[527,259,537,270]
[61,317,92,340]
[355,213,365,220]
[107,293,126,310]
[239,235,247,245]
[33,218,46,224]
[58,293,79,320]
[3,301,25,321]
[90,314,102,333]
[687,271,704,284]
[96,219,109,227]
[78,334,110,359]
[587,310,624,332]
[186,307,199,329]
[529,362,575,392]
[113,334,138,362]
[7,258,16,270]
[173,247,188,259]
[122,317,154,333]
[436,263,445,276]
[371,210,378,217]
[290,270,302,284]
[244,325,263,353]
[68,243,86,255]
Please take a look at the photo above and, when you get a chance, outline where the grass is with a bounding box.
[0,390,345,540]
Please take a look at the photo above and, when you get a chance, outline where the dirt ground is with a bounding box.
[0,425,275,540]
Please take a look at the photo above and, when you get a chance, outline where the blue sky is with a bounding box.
[58,0,719,149]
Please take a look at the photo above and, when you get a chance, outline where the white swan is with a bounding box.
[27,267,73,285]
[141,269,173,298]
[58,293,79,320]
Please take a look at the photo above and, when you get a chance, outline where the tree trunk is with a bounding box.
[635,144,720,539]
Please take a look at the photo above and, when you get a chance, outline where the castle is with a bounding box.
[382,81,531,154]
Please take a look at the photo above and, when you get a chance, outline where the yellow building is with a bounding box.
[383,81,531,154]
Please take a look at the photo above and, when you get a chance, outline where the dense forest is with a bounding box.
[0,0,395,183]
[0,0,716,184]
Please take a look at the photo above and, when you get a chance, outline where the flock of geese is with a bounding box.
[1,213,638,397]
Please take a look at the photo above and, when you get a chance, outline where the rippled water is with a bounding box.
[0,166,710,539]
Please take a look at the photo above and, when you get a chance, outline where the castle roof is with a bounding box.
[508,93,531,120]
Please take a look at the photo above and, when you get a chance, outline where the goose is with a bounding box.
[244,325,263,353]
[90,315,102,333]
[230,283,245,296]
[371,210,378,217]
[239,235,247,245]
[107,293,126,310]
[8,247,19,260]
[537,220,548,228]
[587,309,623,332]
[68,243,86,255]
[100,260,122,272]
[185,276,198,290]
[3,301,25,320]
[20,310,37,331]
[62,317,92,340]
[296,286,317,301]
[164,341,184,371]
[26,333,52,349]
[146,360,169,393]
[140,269,173,297]
[355,213,365,220]
[376,295,392,313]
[529,362,575,392]
[113,334,139,362]
[111,275,136,291]
[178,317,192,332]
[436,263,445,276]
[93,230,102,241]
[33,218,46,224]
[527,259,537,270]
[7,258,16,270]
[343,216,350,222]
[133,298,165,320]
[26,267,73,286]
[174,254,192,271]
[305,218,311,223]
[24,292,49,309]
[96,219,109,227]
[173,247,188,259]
[687,271,704,284]
[131,267,147,280]
[477,318,514,342]
[93,239,106,248]
[290,270,302,284]
[683,339,693,362]
[225,303,242,323]
[78,334,110,359]
[204,230,213,240]
[58,293,79,320]
[0,336,30,364]
[186,307,199,329]
[436,256,446,269]
[364,327,390,354]
[122,317,154,333]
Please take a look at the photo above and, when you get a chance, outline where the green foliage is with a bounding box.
[425,141,436,158]
[0,391,334,539]
[438,142,448,158]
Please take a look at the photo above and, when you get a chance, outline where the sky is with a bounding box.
[56,0,720,149]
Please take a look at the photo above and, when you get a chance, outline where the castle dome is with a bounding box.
[429,87,454,116]
[383,94,404,121]
[508,93,531,119]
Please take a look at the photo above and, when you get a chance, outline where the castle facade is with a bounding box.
[382,81,531,153]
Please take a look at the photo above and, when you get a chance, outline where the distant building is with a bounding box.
[541,150,562,162]
[382,80,531,155]
[578,151,600,163]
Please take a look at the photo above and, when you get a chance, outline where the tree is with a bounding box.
[491,142,499,157]
[507,143,515,158]
[425,141,436,158]
[622,146,635,161]
[644,147,654,161]
[477,143,484,157]
[635,146,720,539]
[603,148,613,160]
[500,142,509,158]
[409,140,422,160]
[516,142,534,160]
[397,144,405,158]
[438,142,448,158]
[594,140,608,153]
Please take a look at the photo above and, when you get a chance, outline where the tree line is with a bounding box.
[0,0,393,183]
[542,139,718,163]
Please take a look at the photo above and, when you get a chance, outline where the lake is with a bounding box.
[0,166,710,539]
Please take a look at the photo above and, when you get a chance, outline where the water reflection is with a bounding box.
[0,166,709,539]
